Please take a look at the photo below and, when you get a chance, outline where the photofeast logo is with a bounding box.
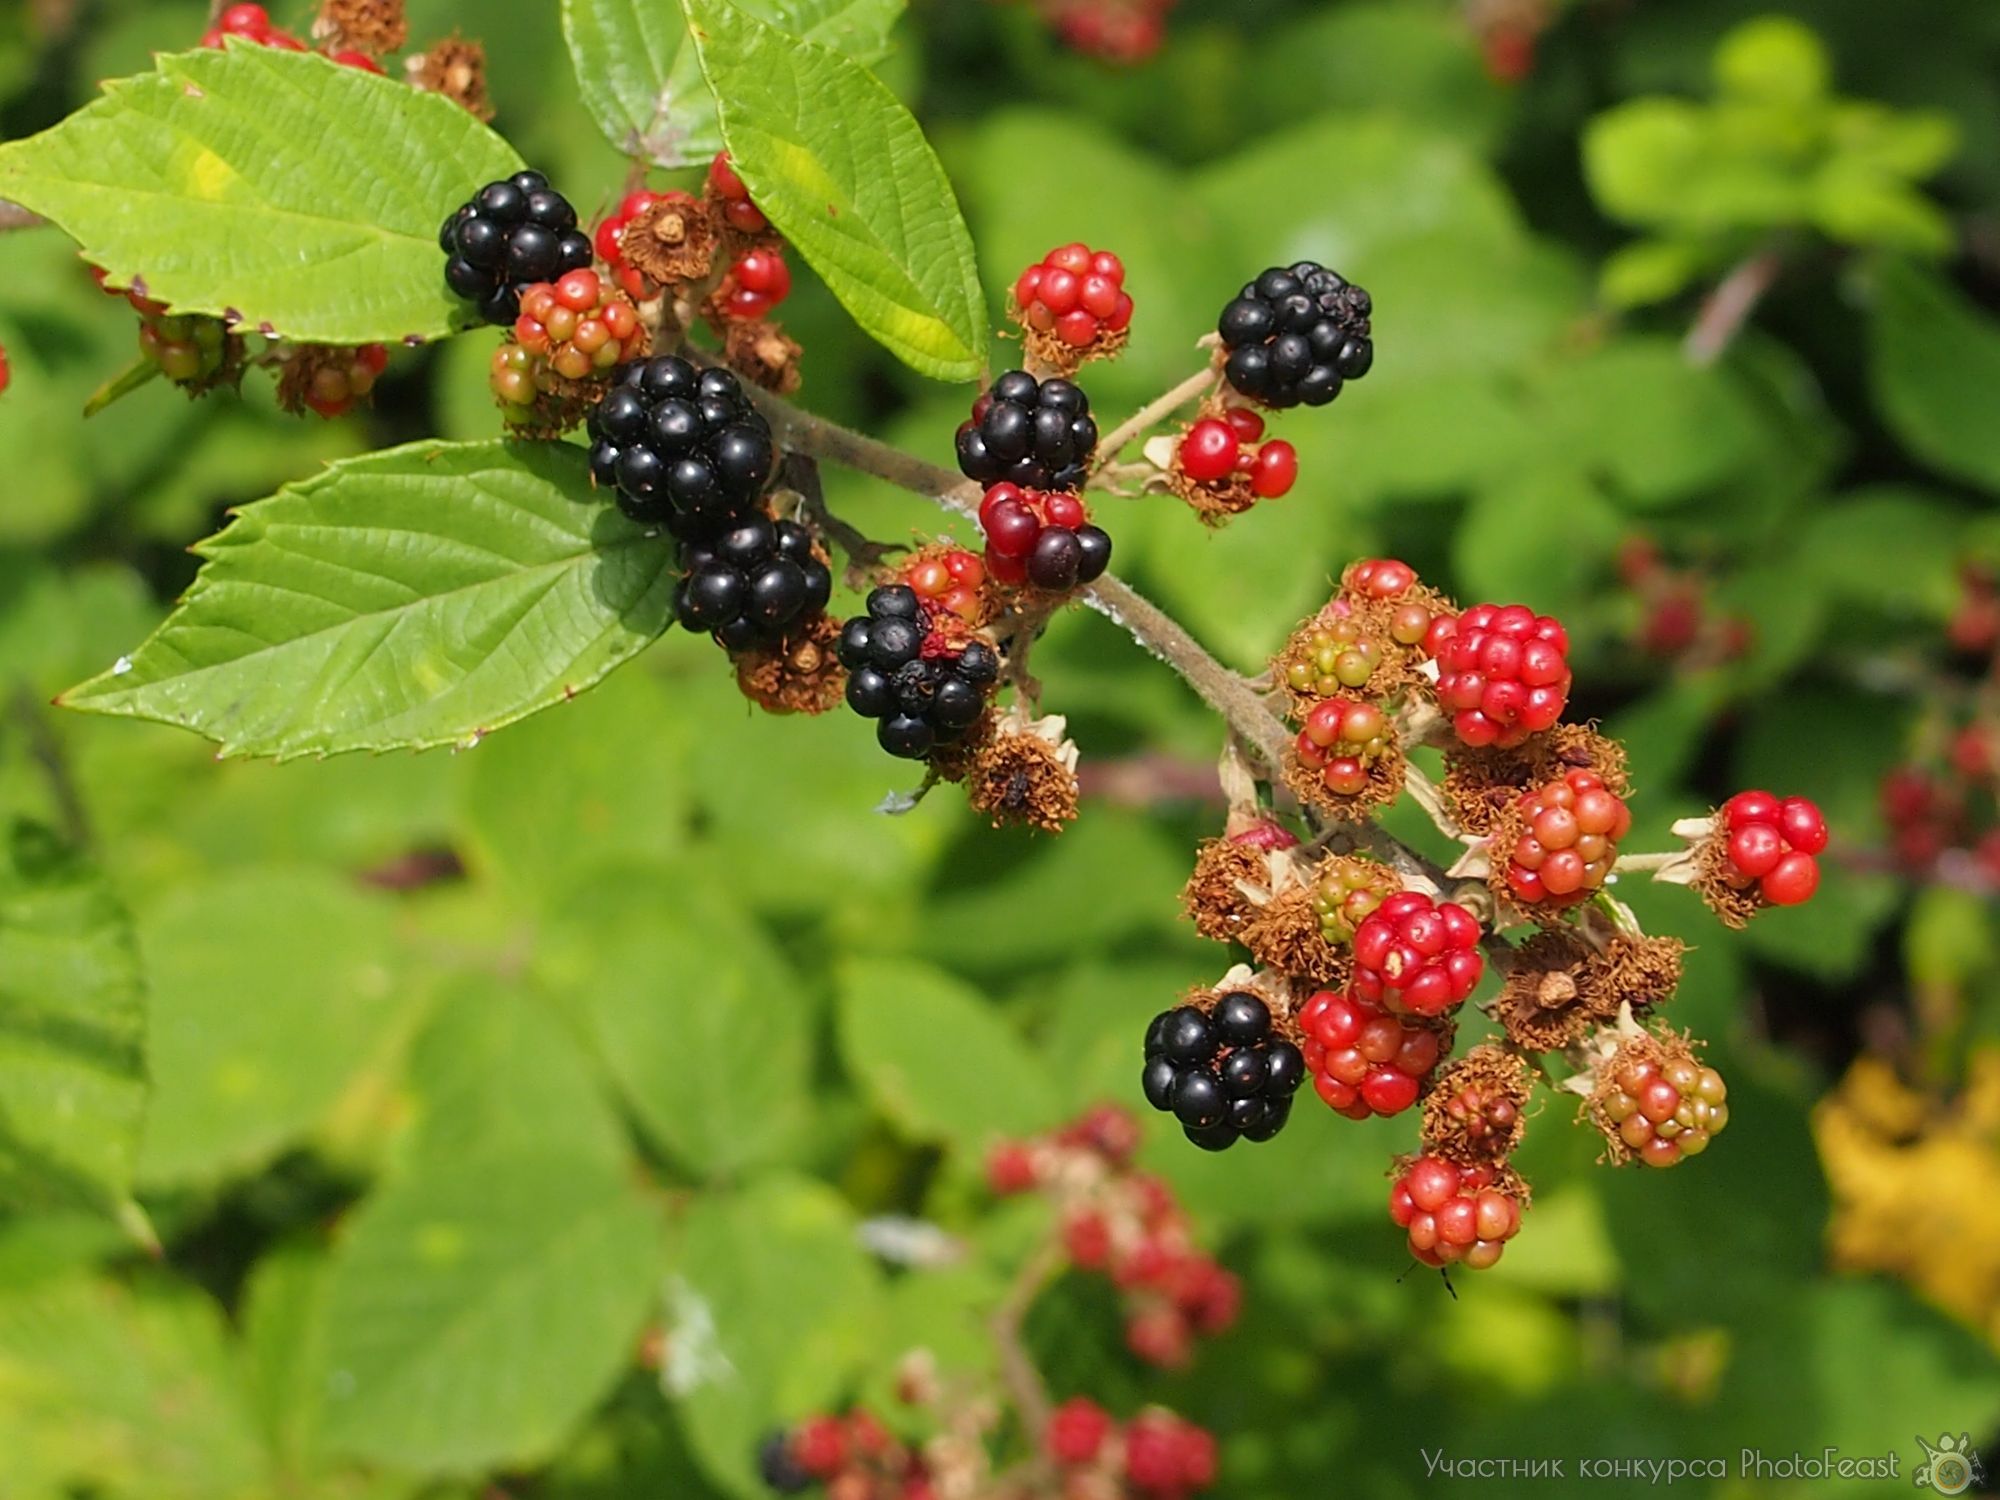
[1913,1433,1986,1495]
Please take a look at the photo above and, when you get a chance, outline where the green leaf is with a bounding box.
[1796,485,1969,618]
[678,0,986,381]
[1712,16,1828,107]
[836,956,1057,1149]
[563,0,901,168]
[397,975,629,1175]
[319,1149,662,1472]
[537,865,812,1179]
[1870,259,2000,489]
[0,47,522,344]
[1584,98,1710,228]
[0,1273,273,1500]
[135,866,405,1186]
[61,440,678,761]
[1599,238,1704,308]
[0,825,146,1226]
[671,1175,882,1497]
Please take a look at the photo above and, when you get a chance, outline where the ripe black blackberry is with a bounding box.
[836,585,1000,759]
[440,171,593,326]
[585,356,775,534]
[756,1431,810,1494]
[1216,263,1373,409]
[1141,992,1305,1150]
[674,514,833,651]
[956,371,1098,492]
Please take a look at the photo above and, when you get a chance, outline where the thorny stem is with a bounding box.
[1089,363,1219,473]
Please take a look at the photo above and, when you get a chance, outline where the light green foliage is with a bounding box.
[1,2,1998,1498]
[1586,15,1958,306]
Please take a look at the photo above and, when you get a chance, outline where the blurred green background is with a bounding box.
[4,0,2000,1495]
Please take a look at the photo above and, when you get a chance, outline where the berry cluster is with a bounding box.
[1351,891,1485,1018]
[1140,992,1305,1151]
[1388,1156,1525,1270]
[491,270,646,424]
[674,513,833,651]
[708,151,771,235]
[1298,987,1446,1118]
[756,1410,925,1498]
[1012,243,1133,352]
[201,3,305,52]
[1293,696,1393,798]
[837,586,998,759]
[1310,857,1398,942]
[1430,602,1572,749]
[1046,1399,1218,1500]
[1503,768,1633,908]
[718,247,793,322]
[584,355,775,534]
[441,172,593,326]
[976,483,1112,591]
[1714,790,1826,907]
[1616,536,1752,667]
[1428,1063,1526,1160]
[137,312,231,386]
[1597,1050,1729,1168]
[902,546,989,625]
[1216,262,1373,409]
[1176,410,1297,498]
[276,341,389,418]
[986,1106,1239,1368]
[956,372,1098,494]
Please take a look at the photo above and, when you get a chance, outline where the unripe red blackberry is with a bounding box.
[1013,242,1133,351]
[1388,1155,1525,1269]
[1176,415,1298,501]
[201,2,307,49]
[1431,602,1571,748]
[1351,891,1484,1018]
[1123,1411,1217,1496]
[1596,1050,1729,1168]
[708,151,769,235]
[1311,857,1399,942]
[957,371,1097,492]
[1216,262,1373,409]
[1046,1397,1113,1466]
[1716,789,1827,907]
[901,545,989,626]
[719,247,793,322]
[0,342,9,399]
[1297,987,1447,1118]
[514,270,646,379]
[1503,768,1632,907]
[1294,697,1392,798]
[1141,994,1305,1150]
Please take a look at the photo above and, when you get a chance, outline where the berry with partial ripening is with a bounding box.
[1216,261,1373,409]
[1388,1155,1524,1269]
[755,1431,811,1494]
[903,546,988,625]
[1123,1411,1219,1497]
[1505,769,1632,907]
[1297,987,1446,1119]
[977,482,1112,592]
[836,585,999,759]
[1351,891,1484,1018]
[440,171,593,326]
[1013,242,1134,349]
[513,270,646,382]
[673,513,833,652]
[956,370,1098,492]
[708,151,770,235]
[1046,1397,1113,1466]
[1311,857,1399,943]
[1598,1053,1728,1168]
[584,355,775,532]
[719,247,793,322]
[1431,602,1571,749]
[1294,696,1392,798]
[292,343,389,417]
[1285,618,1387,699]
[1141,993,1306,1150]
[1716,790,1827,907]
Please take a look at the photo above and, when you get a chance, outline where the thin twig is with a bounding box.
[1090,364,1218,473]
[989,1236,1063,1459]
[1683,243,1785,367]
[0,202,47,234]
